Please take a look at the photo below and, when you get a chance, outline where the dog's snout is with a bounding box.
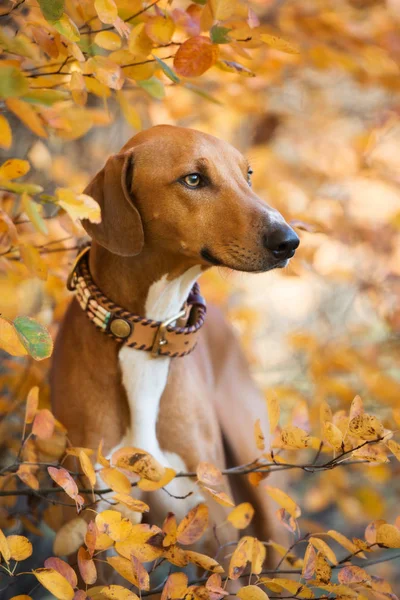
[264,225,300,260]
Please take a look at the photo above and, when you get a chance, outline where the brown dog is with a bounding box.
[50,125,299,557]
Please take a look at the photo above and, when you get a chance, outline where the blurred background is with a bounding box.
[1,0,400,591]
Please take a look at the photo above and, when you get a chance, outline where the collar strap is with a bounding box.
[67,247,206,358]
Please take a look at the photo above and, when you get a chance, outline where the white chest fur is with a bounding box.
[116,266,203,517]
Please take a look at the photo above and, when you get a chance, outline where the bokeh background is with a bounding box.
[1,0,400,593]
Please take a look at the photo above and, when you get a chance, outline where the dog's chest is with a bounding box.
[116,266,203,468]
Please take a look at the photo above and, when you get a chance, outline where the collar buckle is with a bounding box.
[151,306,188,357]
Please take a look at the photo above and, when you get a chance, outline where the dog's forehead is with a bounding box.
[122,125,245,166]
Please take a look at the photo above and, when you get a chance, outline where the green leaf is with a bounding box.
[21,193,48,235]
[153,55,180,84]
[210,26,232,44]
[22,89,70,106]
[38,0,64,22]
[52,14,80,42]
[14,316,53,361]
[184,83,222,105]
[0,180,44,195]
[138,77,165,99]
[0,66,29,99]
[192,0,207,4]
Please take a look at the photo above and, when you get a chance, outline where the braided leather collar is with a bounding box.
[67,246,207,358]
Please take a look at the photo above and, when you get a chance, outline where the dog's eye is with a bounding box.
[247,167,253,187]
[182,173,202,188]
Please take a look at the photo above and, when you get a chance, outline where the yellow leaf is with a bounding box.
[176,503,209,545]
[254,419,265,451]
[70,72,87,106]
[228,536,253,579]
[97,439,110,467]
[161,573,188,600]
[112,494,149,513]
[387,439,400,461]
[0,159,30,180]
[87,56,124,90]
[101,467,131,494]
[106,556,137,586]
[116,91,141,130]
[128,23,152,58]
[113,446,165,482]
[265,486,301,519]
[376,523,400,548]
[0,528,11,563]
[327,530,363,557]
[95,510,132,542]
[196,461,223,487]
[184,551,224,574]
[348,414,384,440]
[315,552,331,584]
[33,568,74,600]
[201,486,235,507]
[6,98,47,138]
[20,244,48,280]
[79,450,96,488]
[237,585,270,600]
[266,394,280,434]
[145,16,175,46]
[138,467,176,491]
[251,539,266,575]
[115,524,163,562]
[309,537,337,565]
[322,422,343,450]
[56,188,101,223]
[280,425,310,449]
[0,317,28,357]
[260,33,300,54]
[7,535,33,561]
[101,586,139,600]
[95,0,118,24]
[95,31,122,50]
[0,115,12,149]
[349,395,364,420]
[227,503,255,530]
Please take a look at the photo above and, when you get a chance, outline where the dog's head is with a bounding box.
[82,125,299,272]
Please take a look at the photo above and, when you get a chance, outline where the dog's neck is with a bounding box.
[89,242,205,320]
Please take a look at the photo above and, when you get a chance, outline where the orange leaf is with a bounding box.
[176,503,209,545]
[6,98,47,138]
[174,36,219,77]
[47,467,84,511]
[131,554,150,590]
[0,115,12,149]
[162,512,178,547]
[112,494,149,513]
[161,572,188,600]
[196,461,223,487]
[301,544,317,580]
[25,386,39,424]
[184,551,224,573]
[78,546,97,584]
[137,467,176,491]
[32,409,55,440]
[44,557,78,588]
[33,568,74,600]
[338,565,371,584]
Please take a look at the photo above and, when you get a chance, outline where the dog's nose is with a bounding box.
[264,225,300,260]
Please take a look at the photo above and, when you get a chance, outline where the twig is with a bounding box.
[80,0,162,35]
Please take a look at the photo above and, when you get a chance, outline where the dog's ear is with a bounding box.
[81,150,144,257]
